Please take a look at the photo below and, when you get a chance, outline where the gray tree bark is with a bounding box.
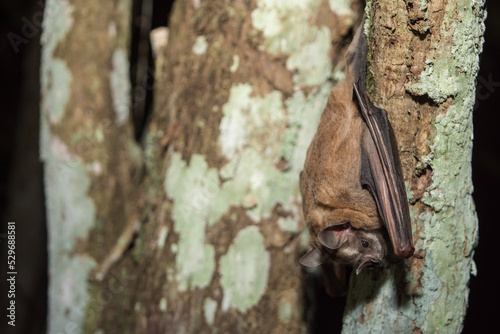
[40,0,139,332]
[40,0,363,333]
[342,1,485,333]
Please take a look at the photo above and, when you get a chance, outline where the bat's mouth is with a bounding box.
[356,259,380,275]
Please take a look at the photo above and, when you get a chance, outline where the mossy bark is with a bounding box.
[342,1,485,333]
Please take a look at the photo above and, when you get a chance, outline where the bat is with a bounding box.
[299,17,418,289]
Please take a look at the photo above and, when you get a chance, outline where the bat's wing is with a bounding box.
[346,14,367,93]
[354,84,415,259]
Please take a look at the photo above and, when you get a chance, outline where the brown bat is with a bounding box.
[299,18,417,285]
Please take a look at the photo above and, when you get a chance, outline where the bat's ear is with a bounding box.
[299,248,327,267]
[345,14,367,91]
[318,224,349,250]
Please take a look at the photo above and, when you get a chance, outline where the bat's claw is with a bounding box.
[412,252,424,260]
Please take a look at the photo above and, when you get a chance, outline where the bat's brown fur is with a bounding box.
[300,75,382,250]
[299,16,416,287]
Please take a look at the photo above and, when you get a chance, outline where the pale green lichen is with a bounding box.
[159,297,167,312]
[420,0,428,11]
[282,85,332,175]
[203,298,218,325]
[218,83,334,220]
[41,0,74,57]
[407,59,460,104]
[332,64,347,82]
[329,0,352,16]
[251,0,332,87]
[214,82,331,305]
[223,150,292,220]
[157,226,168,249]
[42,60,72,124]
[95,127,104,142]
[217,84,307,219]
[219,226,270,312]
[110,48,131,126]
[286,27,332,87]
[40,130,97,333]
[343,259,441,332]
[219,83,286,160]
[230,0,333,220]
[40,0,74,124]
[363,1,372,40]
[278,217,299,233]
[40,2,100,333]
[406,182,415,203]
[192,35,208,55]
[164,153,217,291]
[230,54,240,73]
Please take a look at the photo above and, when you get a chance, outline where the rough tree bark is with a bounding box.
[134,1,362,333]
[342,1,485,333]
[40,0,364,333]
[40,0,140,332]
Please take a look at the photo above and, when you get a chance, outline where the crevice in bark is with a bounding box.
[129,0,174,141]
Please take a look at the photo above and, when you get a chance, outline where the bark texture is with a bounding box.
[342,1,485,333]
[40,0,140,332]
[40,0,363,333]
[138,1,361,333]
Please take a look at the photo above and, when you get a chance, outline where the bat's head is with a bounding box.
[300,223,388,274]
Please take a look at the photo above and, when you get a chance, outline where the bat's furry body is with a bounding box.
[299,75,389,275]
[299,17,416,287]
[300,76,383,240]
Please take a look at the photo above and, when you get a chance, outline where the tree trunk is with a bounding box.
[134,1,361,332]
[342,1,485,333]
[41,0,364,333]
[40,0,140,332]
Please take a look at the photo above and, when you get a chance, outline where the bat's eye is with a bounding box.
[361,240,369,248]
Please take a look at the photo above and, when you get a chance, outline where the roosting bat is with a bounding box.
[299,18,418,289]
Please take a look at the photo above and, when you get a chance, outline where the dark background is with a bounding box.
[0,1,498,333]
